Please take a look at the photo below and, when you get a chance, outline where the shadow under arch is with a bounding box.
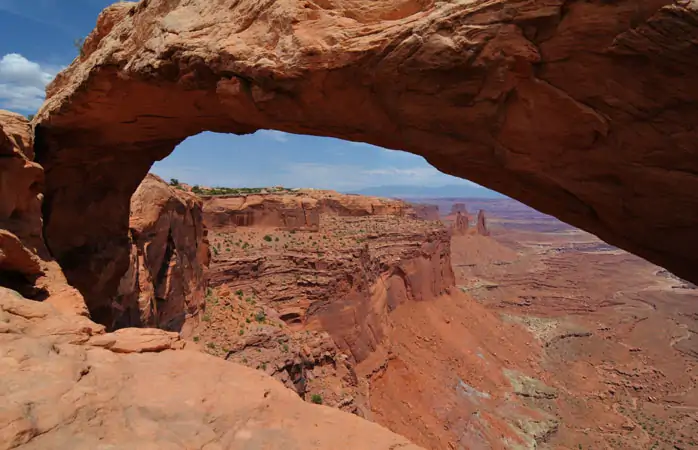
[32,0,698,323]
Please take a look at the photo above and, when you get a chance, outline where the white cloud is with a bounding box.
[256,130,290,143]
[0,53,60,113]
[278,163,473,190]
[363,167,475,186]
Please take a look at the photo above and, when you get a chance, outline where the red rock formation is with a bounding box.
[409,203,440,221]
[476,210,490,236]
[0,112,85,315]
[452,211,470,236]
[450,203,469,216]
[203,190,409,233]
[0,287,423,450]
[199,212,454,415]
[112,174,210,331]
[33,0,698,290]
[203,194,321,232]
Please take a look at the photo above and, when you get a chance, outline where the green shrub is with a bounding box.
[263,235,273,242]
[311,394,323,405]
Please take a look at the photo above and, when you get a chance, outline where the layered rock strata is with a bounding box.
[196,212,454,416]
[203,190,410,232]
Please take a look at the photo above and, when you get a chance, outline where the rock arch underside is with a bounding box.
[34,0,698,320]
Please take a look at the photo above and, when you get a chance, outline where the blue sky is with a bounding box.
[0,0,494,193]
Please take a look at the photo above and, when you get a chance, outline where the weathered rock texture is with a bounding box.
[0,287,423,450]
[199,211,454,416]
[111,174,209,331]
[408,203,440,221]
[453,211,470,235]
[203,190,409,232]
[32,0,698,289]
[477,209,490,236]
[0,112,85,315]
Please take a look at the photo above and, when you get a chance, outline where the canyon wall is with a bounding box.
[0,112,85,315]
[112,174,210,331]
[0,287,422,450]
[0,111,422,450]
[408,203,440,221]
[203,190,410,232]
[199,207,454,416]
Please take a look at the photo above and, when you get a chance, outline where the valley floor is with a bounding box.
[454,225,698,449]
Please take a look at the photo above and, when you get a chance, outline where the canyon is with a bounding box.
[2,0,698,448]
[3,105,698,448]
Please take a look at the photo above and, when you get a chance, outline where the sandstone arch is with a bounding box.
[34,0,698,322]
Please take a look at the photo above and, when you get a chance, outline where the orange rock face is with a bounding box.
[0,287,423,450]
[31,0,698,287]
[109,174,210,331]
[408,203,440,221]
[0,112,85,315]
[196,201,454,416]
[203,190,411,233]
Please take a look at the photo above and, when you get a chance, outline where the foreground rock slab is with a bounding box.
[0,288,422,450]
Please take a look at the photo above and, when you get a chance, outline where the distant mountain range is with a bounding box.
[347,184,505,199]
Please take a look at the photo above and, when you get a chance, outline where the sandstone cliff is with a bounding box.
[203,190,410,232]
[0,112,85,315]
[111,174,210,331]
[0,112,425,449]
[408,203,440,221]
[197,210,454,416]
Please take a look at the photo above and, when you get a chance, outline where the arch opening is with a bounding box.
[32,0,698,323]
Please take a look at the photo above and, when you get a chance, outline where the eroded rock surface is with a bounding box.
[203,190,410,233]
[32,0,698,287]
[195,204,454,416]
[0,287,423,450]
[0,111,85,315]
[408,203,440,221]
[477,209,490,237]
[110,174,210,330]
[453,211,470,235]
